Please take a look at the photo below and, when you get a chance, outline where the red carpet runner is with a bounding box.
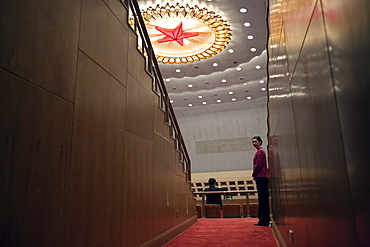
[164,218,277,247]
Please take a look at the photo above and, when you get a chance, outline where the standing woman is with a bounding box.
[251,136,271,226]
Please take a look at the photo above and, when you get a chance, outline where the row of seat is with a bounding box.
[196,203,258,218]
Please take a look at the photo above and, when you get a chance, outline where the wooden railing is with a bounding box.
[194,190,258,218]
[120,0,191,182]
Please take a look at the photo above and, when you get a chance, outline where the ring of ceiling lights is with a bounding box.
[141,3,232,64]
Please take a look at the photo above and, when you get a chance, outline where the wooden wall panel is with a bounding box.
[124,132,154,247]
[104,0,129,28]
[154,100,171,140]
[0,0,80,102]
[126,73,155,142]
[1,1,195,246]
[268,0,368,246]
[0,70,73,246]
[172,174,192,227]
[66,52,127,247]
[152,134,175,236]
[323,0,370,245]
[127,31,153,90]
[173,151,184,176]
[80,0,129,85]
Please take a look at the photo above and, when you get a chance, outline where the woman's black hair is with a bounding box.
[252,136,263,145]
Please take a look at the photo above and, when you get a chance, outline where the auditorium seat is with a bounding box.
[242,203,258,217]
[205,204,221,218]
[223,204,241,218]
[196,205,202,218]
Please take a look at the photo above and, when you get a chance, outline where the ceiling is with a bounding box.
[137,0,268,112]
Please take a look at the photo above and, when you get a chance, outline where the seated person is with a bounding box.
[205,178,227,209]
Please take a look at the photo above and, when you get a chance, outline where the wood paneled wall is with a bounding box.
[0,1,196,246]
[268,0,370,246]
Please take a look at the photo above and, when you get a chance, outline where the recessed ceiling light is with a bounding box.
[247,96,252,100]
[247,35,254,40]
[236,67,242,71]
[259,80,265,83]
[254,56,259,58]
[188,103,193,107]
[213,63,219,67]
[261,87,266,91]
[244,22,251,27]
[170,100,174,103]
[256,65,261,69]
[202,101,207,105]
[188,84,193,88]
[229,91,234,95]
[221,79,227,83]
[232,98,236,101]
[217,99,221,103]
[165,78,171,82]
[243,83,247,85]
[198,95,203,99]
[250,48,257,52]
[184,76,187,78]
[228,49,235,53]
[240,8,247,13]
[175,69,181,73]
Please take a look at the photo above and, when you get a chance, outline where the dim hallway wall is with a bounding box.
[0,0,195,246]
[268,0,370,246]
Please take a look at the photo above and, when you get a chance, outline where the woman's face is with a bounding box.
[252,139,261,149]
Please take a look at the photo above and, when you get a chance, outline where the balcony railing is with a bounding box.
[120,0,191,182]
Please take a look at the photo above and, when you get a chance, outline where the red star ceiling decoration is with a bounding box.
[138,3,232,64]
[155,22,199,46]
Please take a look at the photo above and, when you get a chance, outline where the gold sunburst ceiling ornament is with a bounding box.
[141,3,232,64]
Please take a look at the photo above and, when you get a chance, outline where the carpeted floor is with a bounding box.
[164,218,277,247]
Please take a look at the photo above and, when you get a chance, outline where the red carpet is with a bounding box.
[164,218,277,247]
